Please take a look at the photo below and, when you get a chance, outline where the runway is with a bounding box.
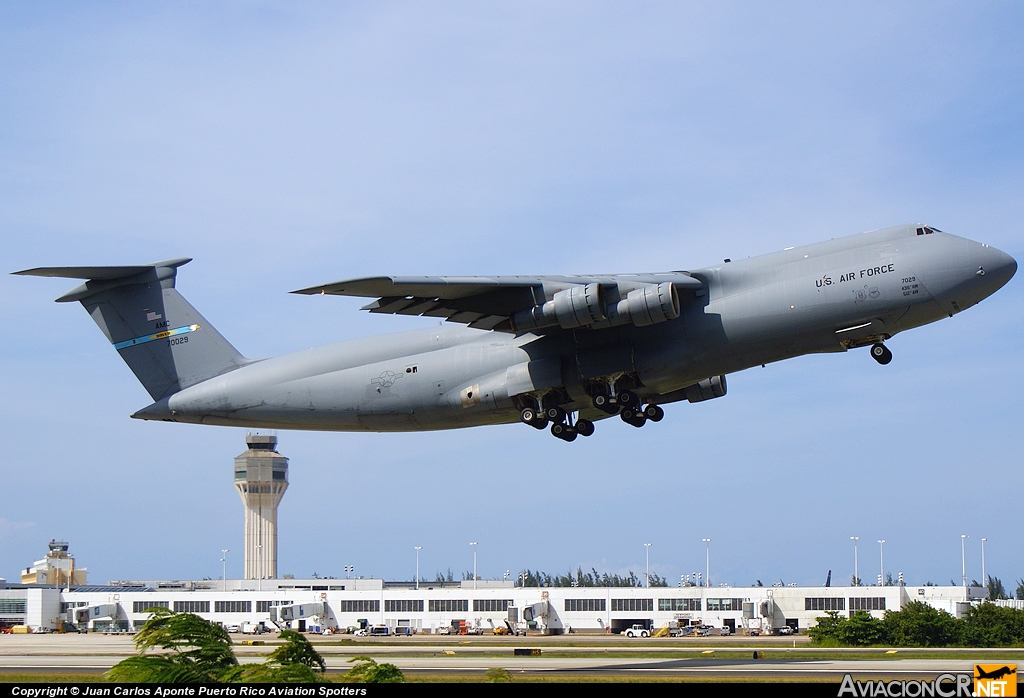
[1,635,1021,680]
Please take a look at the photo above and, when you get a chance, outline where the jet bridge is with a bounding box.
[68,603,121,629]
[271,602,329,631]
[522,594,562,635]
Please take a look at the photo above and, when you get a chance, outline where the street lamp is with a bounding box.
[702,538,711,587]
[220,544,228,589]
[644,543,652,588]
[414,547,422,591]
[850,537,859,586]
[470,542,478,589]
[877,540,885,586]
[961,535,968,588]
[981,538,987,590]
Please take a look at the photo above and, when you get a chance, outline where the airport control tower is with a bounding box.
[234,434,288,580]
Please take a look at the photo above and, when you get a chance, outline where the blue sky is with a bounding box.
[2,2,1022,589]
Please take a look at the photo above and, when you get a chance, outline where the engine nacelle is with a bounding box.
[511,283,606,331]
[512,282,682,332]
[683,375,727,403]
[607,282,680,327]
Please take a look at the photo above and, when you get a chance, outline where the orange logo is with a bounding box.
[975,664,1017,697]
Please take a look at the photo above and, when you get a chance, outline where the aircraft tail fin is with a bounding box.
[14,258,250,401]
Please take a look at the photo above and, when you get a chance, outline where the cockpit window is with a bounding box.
[916,226,942,236]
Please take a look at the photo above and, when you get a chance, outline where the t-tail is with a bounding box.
[14,258,249,401]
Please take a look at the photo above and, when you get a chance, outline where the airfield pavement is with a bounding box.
[1,633,1023,681]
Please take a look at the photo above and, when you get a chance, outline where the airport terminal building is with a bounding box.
[0,577,989,635]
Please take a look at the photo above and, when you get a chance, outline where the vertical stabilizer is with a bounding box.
[14,259,249,401]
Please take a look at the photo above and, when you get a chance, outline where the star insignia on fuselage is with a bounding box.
[370,370,401,388]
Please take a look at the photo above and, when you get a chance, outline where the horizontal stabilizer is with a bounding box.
[13,259,192,302]
[13,259,191,280]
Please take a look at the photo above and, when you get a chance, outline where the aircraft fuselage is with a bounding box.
[130,224,1015,433]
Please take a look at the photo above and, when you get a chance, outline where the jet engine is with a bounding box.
[511,283,606,331]
[604,282,680,327]
[510,282,680,332]
[682,375,727,403]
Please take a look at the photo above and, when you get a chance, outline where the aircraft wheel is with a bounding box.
[643,404,665,422]
[617,390,638,408]
[576,419,595,437]
[592,394,617,413]
[520,407,548,430]
[551,423,577,441]
[620,408,646,427]
[870,343,892,365]
[545,405,567,422]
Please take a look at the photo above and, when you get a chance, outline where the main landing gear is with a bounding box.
[594,385,666,431]
[619,403,664,428]
[521,382,665,441]
[519,404,594,442]
[870,342,892,365]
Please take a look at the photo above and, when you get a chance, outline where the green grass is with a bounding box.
[0,673,109,683]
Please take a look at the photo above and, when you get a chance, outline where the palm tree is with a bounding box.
[106,608,238,683]
[106,609,327,683]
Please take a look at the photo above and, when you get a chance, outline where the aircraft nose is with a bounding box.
[977,245,1017,296]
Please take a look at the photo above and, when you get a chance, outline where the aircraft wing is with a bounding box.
[293,272,704,333]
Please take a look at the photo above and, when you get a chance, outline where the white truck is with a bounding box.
[622,624,650,638]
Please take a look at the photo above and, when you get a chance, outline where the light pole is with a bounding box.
[470,542,478,589]
[256,544,262,591]
[702,538,711,587]
[415,547,422,590]
[961,535,968,588]
[221,544,229,589]
[345,565,353,579]
[877,540,885,586]
[644,543,652,588]
[850,537,859,586]
[981,538,987,590]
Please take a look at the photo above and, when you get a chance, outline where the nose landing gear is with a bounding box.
[870,343,892,365]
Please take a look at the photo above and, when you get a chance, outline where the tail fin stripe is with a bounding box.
[112,324,200,351]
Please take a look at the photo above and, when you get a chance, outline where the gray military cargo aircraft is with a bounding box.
[15,224,1016,441]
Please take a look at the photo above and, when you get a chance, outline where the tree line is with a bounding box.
[516,567,668,587]
[808,601,1024,647]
